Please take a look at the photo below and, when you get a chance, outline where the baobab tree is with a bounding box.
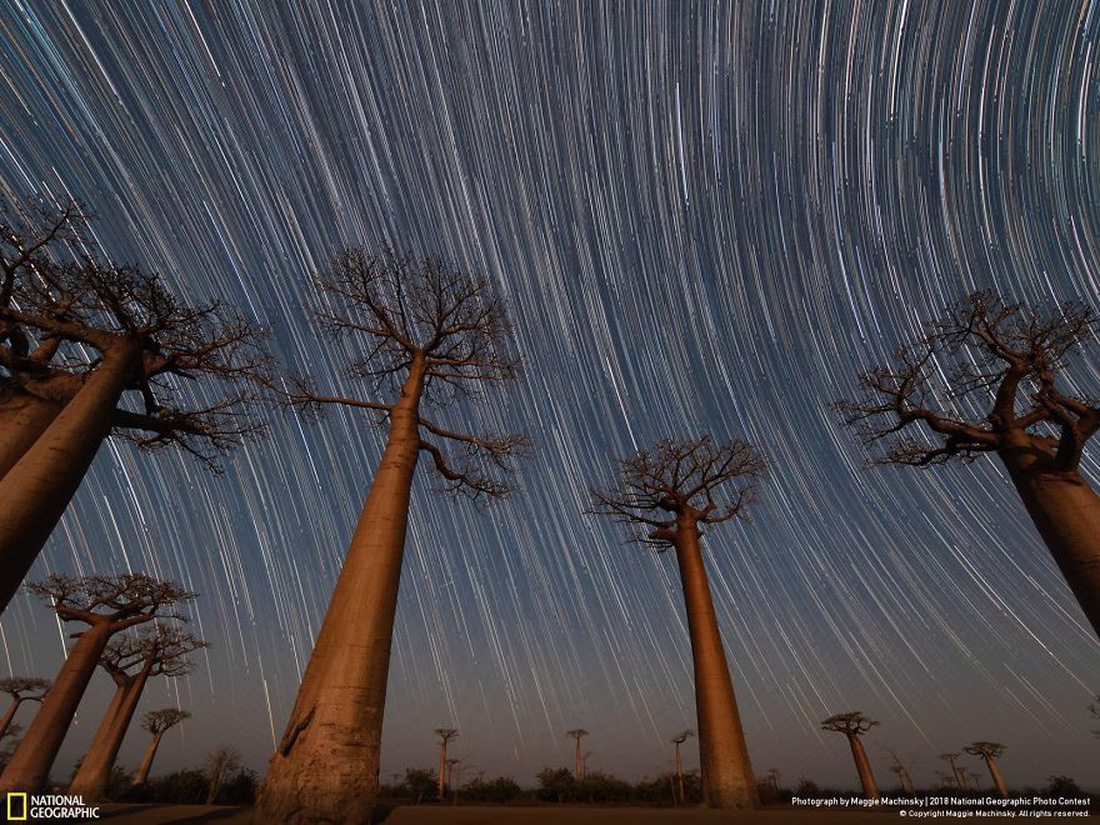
[254,249,525,824]
[132,708,190,785]
[0,204,268,613]
[765,767,781,794]
[671,729,695,802]
[446,758,461,802]
[205,745,241,804]
[838,292,1100,637]
[881,745,915,794]
[435,728,459,799]
[964,741,1008,797]
[0,678,49,740]
[1090,694,1099,738]
[0,573,195,793]
[70,625,206,800]
[821,712,880,800]
[939,752,967,789]
[566,729,588,780]
[589,436,766,809]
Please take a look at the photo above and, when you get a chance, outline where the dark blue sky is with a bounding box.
[0,0,1097,791]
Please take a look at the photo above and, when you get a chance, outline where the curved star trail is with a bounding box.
[0,0,1098,790]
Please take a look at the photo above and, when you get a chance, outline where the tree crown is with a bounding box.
[100,624,208,680]
[141,707,191,735]
[821,711,879,737]
[0,677,50,702]
[26,573,196,632]
[964,741,1006,759]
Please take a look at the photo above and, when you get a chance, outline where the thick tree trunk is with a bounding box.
[69,682,128,790]
[0,621,112,792]
[848,735,879,799]
[1003,461,1100,638]
[0,698,23,741]
[984,757,1007,797]
[0,389,61,480]
[574,737,581,780]
[0,345,140,613]
[675,744,684,803]
[70,665,151,800]
[438,742,448,799]
[673,522,757,809]
[132,731,163,785]
[254,359,426,824]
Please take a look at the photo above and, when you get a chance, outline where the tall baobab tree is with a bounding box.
[765,767,781,794]
[671,729,694,803]
[132,708,190,785]
[446,758,461,802]
[821,712,880,800]
[838,292,1100,637]
[205,745,241,805]
[0,678,49,740]
[881,745,915,794]
[254,250,525,824]
[0,203,268,612]
[566,729,588,780]
[435,728,459,799]
[0,574,194,793]
[589,436,766,809]
[964,741,1008,797]
[70,625,206,800]
[939,752,966,789]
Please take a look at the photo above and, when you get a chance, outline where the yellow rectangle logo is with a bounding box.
[7,791,28,820]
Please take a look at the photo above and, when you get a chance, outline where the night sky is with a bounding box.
[1,0,1098,791]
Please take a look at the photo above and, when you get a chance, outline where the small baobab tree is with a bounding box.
[765,767,781,794]
[671,729,695,803]
[0,574,195,793]
[821,712,880,800]
[838,292,1100,637]
[205,744,241,805]
[0,203,269,613]
[254,250,526,824]
[446,758,461,802]
[566,729,588,780]
[881,745,915,794]
[0,678,49,740]
[435,728,458,799]
[964,741,1008,797]
[70,625,206,800]
[132,708,190,785]
[589,436,766,809]
[939,752,966,789]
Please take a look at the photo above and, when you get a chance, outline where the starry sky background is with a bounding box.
[1,0,1098,792]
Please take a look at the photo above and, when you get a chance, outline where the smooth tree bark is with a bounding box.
[132,708,190,785]
[0,389,61,479]
[964,741,1008,797]
[672,730,694,803]
[566,729,587,780]
[70,627,205,800]
[0,678,50,741]
[254,250,525,824]
[0,574,194,793]
[589,436,767,809]
[822,712,880,800]
[839,292,1100,637]
[435,728,458,799]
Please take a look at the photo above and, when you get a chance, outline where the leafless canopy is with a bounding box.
[100,625,208,679]
[566,728,589,741]
[282,247,527,499]
[25,573,197,634]
[964,741,1005,759]
[838,291,1100,471]
[821,712,879,737]
[0,199,271,469]
[434,728,459,744]
[141,708,191,735]
[938,752,961,763]
[0,678,50,703]
[671,729,695,745]
[588,436,767,548]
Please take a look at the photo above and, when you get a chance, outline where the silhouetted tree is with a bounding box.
[255,249,525,824]
[0,574,194,793]
[839,292,1100,636]
[821,712,880,799]
[671,729,695,803]
[0,678,49,740]
[880,745,915,794]
[0,201,268,612]
[765,767,781,794]
[589,436,766,809]
[205,745,241,804]
[964,741,1007,797]
[446,758,461,802]
[435,728,458,799]
[566,729,588,780]
[939,752,966,789]
[1089,694,1099,739]
[70,625,206,800]
[404,768,438,804]
[132,708,190,785]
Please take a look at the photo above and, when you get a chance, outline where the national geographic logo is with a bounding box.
[5,793,100,819]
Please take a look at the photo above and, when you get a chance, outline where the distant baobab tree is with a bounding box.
[0,573,195,793]
[254,249,526,824]
[205,744,241,805]
[581,752,592,778]
[0,678,49,740]
[446,758,461,802]
[838,292,1100,637]
[566,729,588,780]
[880,745,914,794]
[589,436,766,809]
[765,767,781,793]
[671,729,695,803]
[938,752,967,789]
[435,728,458,799]
[70,625,206,800]
[0,200,269,612]
[821,712,880,799]
[132,708,190,784]
[964,741,1008,797]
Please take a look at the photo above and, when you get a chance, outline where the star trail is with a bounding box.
[0,0,1098,791]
